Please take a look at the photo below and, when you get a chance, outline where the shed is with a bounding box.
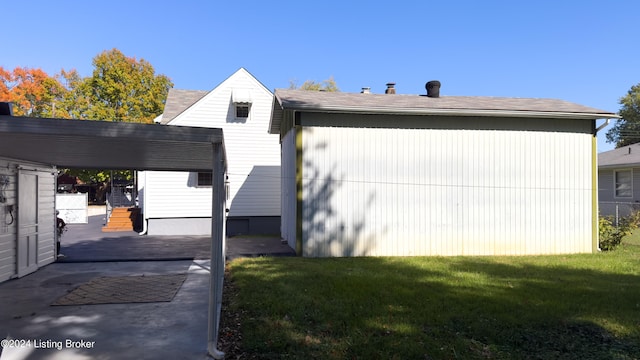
[0,112,228,357]
[269,88,618,257]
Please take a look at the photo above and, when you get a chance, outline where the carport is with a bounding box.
[0,113,228,358]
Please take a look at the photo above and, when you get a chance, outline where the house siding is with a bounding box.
[598,167,640,218]
[295,116,593,257]
[141,69,280,235]
[0,157,55,282]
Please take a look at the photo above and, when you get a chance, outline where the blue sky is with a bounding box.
[3,1,639,152]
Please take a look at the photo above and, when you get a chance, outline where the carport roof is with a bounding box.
[0,115,225,171]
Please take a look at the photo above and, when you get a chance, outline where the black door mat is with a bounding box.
[52,274,187,306]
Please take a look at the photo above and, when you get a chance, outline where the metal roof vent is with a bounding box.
[361,87,371,94]
[385,83,396,94]
[426,80,441,98]
[0,102,13,116]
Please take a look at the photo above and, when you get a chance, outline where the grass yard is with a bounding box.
[220,237,640,359]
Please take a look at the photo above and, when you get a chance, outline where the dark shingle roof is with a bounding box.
[270,89,619,133]
[599,143,640,168]
[161,89,209,124]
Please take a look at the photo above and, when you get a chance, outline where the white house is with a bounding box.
[269,84,618,257]
[598,142,640,218]
[139,68,281,236]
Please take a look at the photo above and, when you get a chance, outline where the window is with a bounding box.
[197,172,212,187]
[235,104,250,118]
[615,170,632,198]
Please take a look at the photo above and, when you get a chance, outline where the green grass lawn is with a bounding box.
[222,237,640,359]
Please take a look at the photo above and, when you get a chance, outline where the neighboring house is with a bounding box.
[598,142,640,218]
[0,156,57,282]
[269,85,618,257]
[138,68,280,236]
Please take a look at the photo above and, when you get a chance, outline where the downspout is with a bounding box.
[592,118,611,252]
[138,216,147,235]
[595,119,611,134]
[138,172,147,235]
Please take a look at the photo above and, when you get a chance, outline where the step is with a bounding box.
[102,226,134,232]
[102,207,139,232]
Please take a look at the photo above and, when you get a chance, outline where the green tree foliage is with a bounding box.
[606,83,640,147]
[71,49,173,123]
[1,49,173,187]
[289,76,339,92]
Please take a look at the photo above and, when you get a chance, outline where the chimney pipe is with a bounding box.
[385,82,396,94]
[361,87,371,94]
[426,80,441,98]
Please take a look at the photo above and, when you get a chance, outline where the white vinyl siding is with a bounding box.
[145,69,280,219]
[143,171,213,218]
[299,124,593,257]
[614,169,633,198]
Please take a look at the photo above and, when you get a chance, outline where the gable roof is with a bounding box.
[160,89,208,124]
[269,89,619,134]
[161,68,272,125]
[598,143,640,169]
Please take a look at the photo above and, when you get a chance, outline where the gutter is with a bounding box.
[280,106,620,120]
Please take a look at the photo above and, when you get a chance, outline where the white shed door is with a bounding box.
[17,172,38,277]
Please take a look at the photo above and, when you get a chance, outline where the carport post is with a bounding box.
[208,142,226,359]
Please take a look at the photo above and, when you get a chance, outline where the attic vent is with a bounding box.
[232,89,252,104]
[426,80,441,98]
[0,102,13,116]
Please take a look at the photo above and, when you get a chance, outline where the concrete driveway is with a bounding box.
[0,213,293,359]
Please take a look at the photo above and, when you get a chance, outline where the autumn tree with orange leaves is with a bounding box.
[0,49,173,189]
[0,67,73,117]
[0,48,172,123]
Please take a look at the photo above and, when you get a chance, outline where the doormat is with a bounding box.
[52,274,187,306]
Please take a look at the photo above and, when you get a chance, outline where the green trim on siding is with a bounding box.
[592,131,599,253]
[295,125,303,256]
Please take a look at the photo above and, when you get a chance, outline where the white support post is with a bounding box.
[208,142,226,359]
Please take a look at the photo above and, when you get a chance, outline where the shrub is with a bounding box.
[599,211,640,251]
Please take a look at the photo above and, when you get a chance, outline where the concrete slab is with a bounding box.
[59,214,294,262]
[0,260,212,359]
[0,213,294,359]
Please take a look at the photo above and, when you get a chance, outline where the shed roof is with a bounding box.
[269,89,619,134]
[0,115,224,171]
[598,142,640,169]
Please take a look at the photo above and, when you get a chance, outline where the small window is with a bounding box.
[615,170,632,198]
[197,172,212,187]
[235,104,250,118]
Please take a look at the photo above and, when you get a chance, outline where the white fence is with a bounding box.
[56,193,88,224]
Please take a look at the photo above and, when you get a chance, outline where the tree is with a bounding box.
[71,48,173,123]
[289,76,339,92]
[606,83,640,147]
[0,66,68,117]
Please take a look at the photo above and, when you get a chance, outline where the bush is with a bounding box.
[599,211,640,251]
